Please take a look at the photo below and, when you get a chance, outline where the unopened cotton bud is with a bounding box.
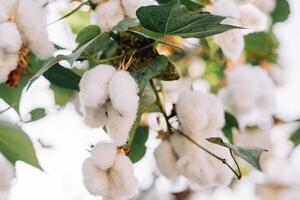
[0,23,22,53]
[82,158,109,196]
[16,0,54,59]
[154,140,178,180]
[94,0,125,32]
[108,71,139,115]
[80,65,116,108]
[109,154,138,199]
[91,142,117,170]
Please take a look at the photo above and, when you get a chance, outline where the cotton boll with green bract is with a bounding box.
[0,23,22,53]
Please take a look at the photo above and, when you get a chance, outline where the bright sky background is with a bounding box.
[1,0,300,199]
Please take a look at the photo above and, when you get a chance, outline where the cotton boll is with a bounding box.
[0,155,14,192]
[109,154,138,199]
[0,0,17,22]
[122,0,156,18]
[108,71,139,115]
[214,28,245,61]
[82,158,109,196]
[79,65,116,108]
[154,140,178,180]
[239,4,269,32]
[16,0,54,59]
[106,105,135,146]
[212,0,240,18]
[91,142,117,170]
[0,23,22,53]
[206,93,225,129]
[83,105,108,128]
[253,0,276,13]
[94,0,125,31]
[0,52,18,83]
[176,91,209,135]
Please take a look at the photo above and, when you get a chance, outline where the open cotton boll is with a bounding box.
[176,91,209,135]
[212,0,240,18]
[82,158,109,196]
[0,0,17,22]
[94,0,125,32]
[0,155,15,192]
[214,28,245,61]
[91,142,117,170]
[239,4,269,32]
[206,93,225,129]
[0,23,22,53]
[109,154,138,200]
[122,0,156,18]
[79,65,116,108]
[154,140,178,180]
[83,105,108,128]
[108,71,139,115]
[16,0,54,59]
[106,105,135,146]
[0,52,18,83]
[253,0,276,13]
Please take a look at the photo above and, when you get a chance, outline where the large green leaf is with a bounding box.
[76,25,101,46]
[136,1,239,38]
[44,64,81,91]
[0,121,42,170]
[222,112,239,143]
[50,84,75,107]
[271,0,290,24]
[129,127,149,163]
[207,137,267,171]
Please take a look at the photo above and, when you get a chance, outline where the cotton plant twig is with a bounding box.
[149,79,242,179]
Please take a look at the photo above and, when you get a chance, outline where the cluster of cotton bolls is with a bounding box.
[219,65,276,128]
[0,0,54,83]
[82,142,138,200]
[79,64,140,146]
[91,0,155,31]
[155,90,234,189]
[0,154,15,200]
[212,0,275,61]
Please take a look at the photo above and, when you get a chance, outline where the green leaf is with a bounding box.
[271,0,290,24]
[129,127,149,163]
[50,84,75,107]
[112,18,140,32]
[136,1,239,38]
[222,112,239,143]
[207,137,267,171]
[157,0,204,11]
[0,121,42,170]
[290,127,300,146]
[76,25,101,46]
[29,108,46,122]
[44,64,81,91]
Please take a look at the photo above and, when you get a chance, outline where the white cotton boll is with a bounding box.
[214,28,245,61]
[109,154,138,200]
[79,65,116,108]
[0,0,17,22]
[108,71,139,115]
[239,4,269,32]
[83,105,108,128]
[94,0,125,31]
[269,66,286,86]
[0,23,22,53]
[176,91,209,135]
[0,52,18,83]
[16,0,54,59]
[91,142,117,170]
[226,65,275,115]
[206,93,225,129]
[212,0,240,18]
[122,0,156,18]
[0,155,14,192]
[106,105,135,146]
[154,140,178,180]
[82,158,109,196]
[253,0,276,13]
[187,57,206,78]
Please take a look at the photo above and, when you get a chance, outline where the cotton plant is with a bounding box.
[0,0,293,200]
[0,0,53,85]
